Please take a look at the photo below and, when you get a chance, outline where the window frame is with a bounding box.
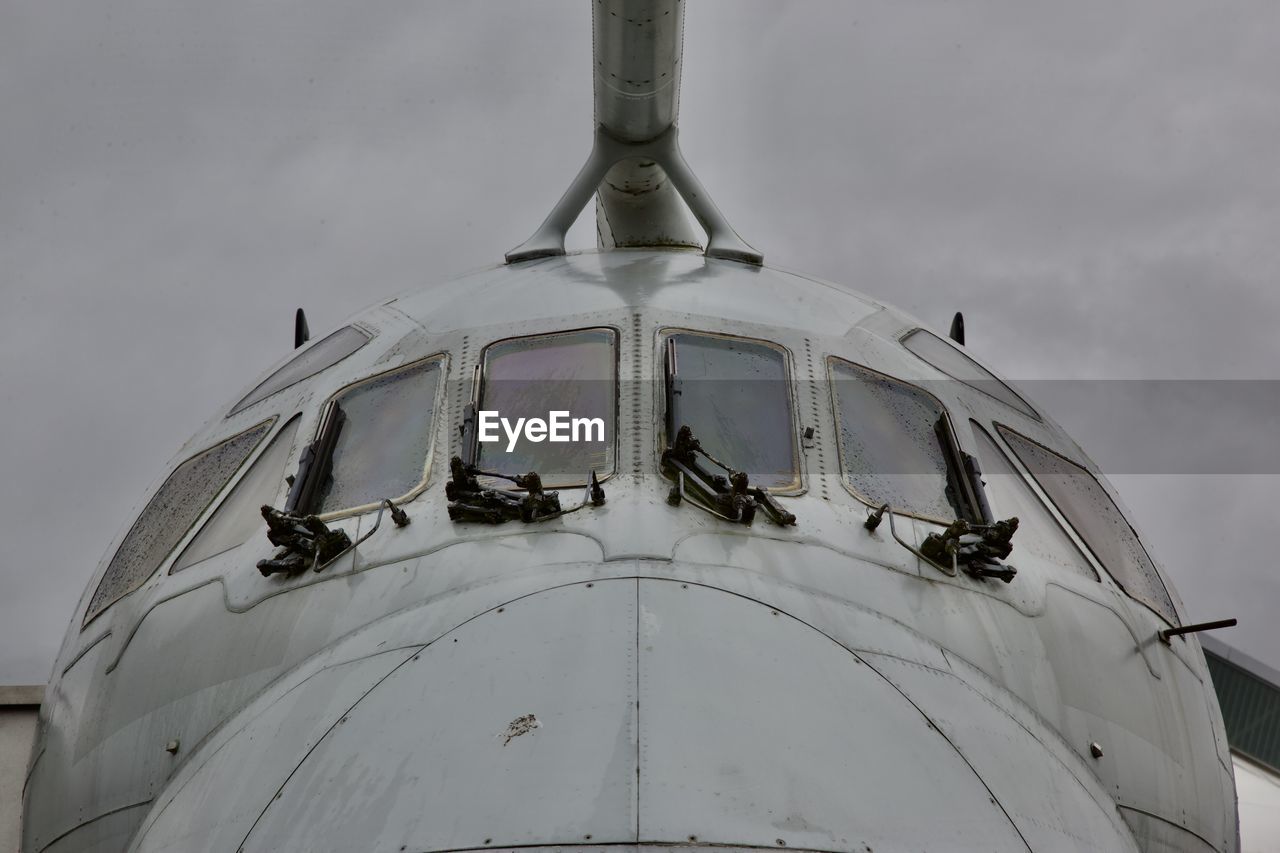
[311,352,450,520]
[467,326,621,489]
[900,327,1041,421]
[168,414,304,575]
[83,416,277,628]
[228,324,373,417]
[660,327,804,494]
[994,422,1179,625]
[826,355,979,525]
[968,420,1100,582]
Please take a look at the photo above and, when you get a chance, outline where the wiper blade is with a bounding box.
[258,402,352,576]
[661,425,796,526]
[446,456,605,524]
[284,403,346,515]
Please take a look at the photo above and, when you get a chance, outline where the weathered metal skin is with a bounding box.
[592,0,704,253]
[23,252,1237,852]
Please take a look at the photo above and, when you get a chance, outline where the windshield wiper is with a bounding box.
[920,517,1019,582]
[863,418,1018,583]
[258,402,352,576]
[285,403,346,514]
[934,414,985,523]
[661,425,796,526]
[446,456,605,524]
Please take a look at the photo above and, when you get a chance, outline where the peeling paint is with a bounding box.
[502,714,540,745]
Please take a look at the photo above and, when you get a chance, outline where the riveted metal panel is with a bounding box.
[635,579,1028,852]
[865,653,1139,853]
[131,647,418,853]
[239,580,638,852]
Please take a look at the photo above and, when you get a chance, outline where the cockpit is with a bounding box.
[81,302,1181,632]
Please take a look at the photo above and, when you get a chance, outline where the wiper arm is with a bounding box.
[284,403,346,514]
[446,456,605,524]
[661,425,796,526]
[920,517,1019,583]
[865,504,1019,583]
[258,402,352,576]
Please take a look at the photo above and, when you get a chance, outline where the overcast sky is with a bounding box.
[3,1,1279,684]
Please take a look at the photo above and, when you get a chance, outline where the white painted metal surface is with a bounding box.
[22,250,1239,852]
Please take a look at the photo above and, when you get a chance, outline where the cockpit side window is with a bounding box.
[901,329,1039,420]
[997,425,1178,623]
[829,358,980,522]
[170,417,301,573]
[970,423,1098,580]
[313,356,445,515]
[230,326,372,416]
[475,329,616,488]
[84,419,274,625]
[664,332,799,490]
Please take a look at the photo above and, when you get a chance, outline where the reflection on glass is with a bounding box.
[477,329,617,488]
[998,425,1177,623]
[318,358,443,513]
[171,418,300,573]
[667,333,797,490]
[970,424,1097,579]
[830,359,955,520]
[230,326,371,415]
[902,329,1038,419]
[86,419,273,623]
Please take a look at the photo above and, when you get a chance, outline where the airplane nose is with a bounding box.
[136,576,1135,853]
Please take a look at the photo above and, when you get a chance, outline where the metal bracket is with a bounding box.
[865,504,1018,583]
[919,517,1019,584]
[661,425,795,527]
[506,125,763,266]
[865,503,957,578]
[257,506,353,576]
[445,456,606,525]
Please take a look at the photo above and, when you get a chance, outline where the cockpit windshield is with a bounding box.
[475,328,617,488]
[317,357,444,514]
[85,419,273,623]
[901,329,1038,420]
[829,358,970,521]
[997,425,1178,623]
[665,332,798,490]
[230,326,371,415]
[970,423,1097,579]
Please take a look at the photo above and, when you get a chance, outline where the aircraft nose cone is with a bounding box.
[218,577,1046,853]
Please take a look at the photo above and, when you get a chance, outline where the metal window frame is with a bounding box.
[470,326,621,489]
[968,420,1100,582]
[993,422,1179,626]
[660,327,804,495]
[826,356,976,526]
[167,414,305,576]
[900,327,1040,421]
[82,416,277,628]
[311,353,450,521]
[227,324,374,417]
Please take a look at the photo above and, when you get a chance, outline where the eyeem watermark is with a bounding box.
[478,410,606,452]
